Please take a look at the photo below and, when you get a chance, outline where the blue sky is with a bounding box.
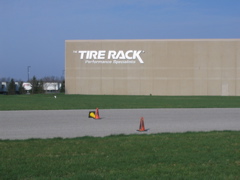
[0,0,240,81]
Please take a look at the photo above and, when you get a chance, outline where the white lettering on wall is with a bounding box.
[74,50,145,64]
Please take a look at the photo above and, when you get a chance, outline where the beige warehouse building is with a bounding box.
[65,39,240,96]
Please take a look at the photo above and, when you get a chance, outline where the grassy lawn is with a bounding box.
[1,93,240,110]
[1,94,240,179]
[1,131,240,179]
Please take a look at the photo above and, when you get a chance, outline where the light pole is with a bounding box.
[27,66,31,82]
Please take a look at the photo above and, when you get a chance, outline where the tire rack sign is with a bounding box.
[73,50,145,64]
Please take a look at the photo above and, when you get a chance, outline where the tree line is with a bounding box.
[0,76,65,95]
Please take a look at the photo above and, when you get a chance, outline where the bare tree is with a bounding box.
[41,76,61,83]
[0,77,11,82]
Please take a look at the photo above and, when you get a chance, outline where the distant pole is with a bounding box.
[27,66,31,82]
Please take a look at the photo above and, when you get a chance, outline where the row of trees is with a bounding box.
[8,79,25,95]
[1,76,65,95]
[30,76,65,94]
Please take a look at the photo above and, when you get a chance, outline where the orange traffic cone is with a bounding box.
[137,117,148,132]
[95,108,101,119]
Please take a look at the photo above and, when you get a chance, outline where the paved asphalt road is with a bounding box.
[0,108,240,140]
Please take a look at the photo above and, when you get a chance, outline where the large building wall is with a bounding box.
[65,39,240,96]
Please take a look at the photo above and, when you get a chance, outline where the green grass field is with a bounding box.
[1,93,240,110]
[1,94,240,179]
[1,131,240,179]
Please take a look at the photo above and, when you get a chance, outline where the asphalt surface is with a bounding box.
[0,108,240,140]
